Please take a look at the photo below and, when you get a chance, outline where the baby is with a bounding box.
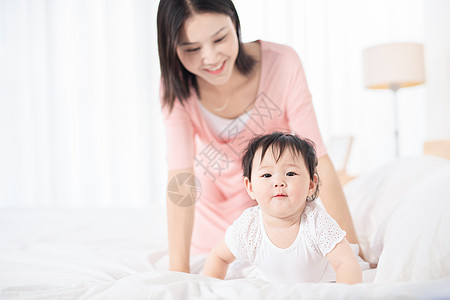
[203,132,362,284]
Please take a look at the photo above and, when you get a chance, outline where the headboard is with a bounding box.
[423,140,450,160]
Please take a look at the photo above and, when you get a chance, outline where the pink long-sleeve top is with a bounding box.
[161,40,327,254]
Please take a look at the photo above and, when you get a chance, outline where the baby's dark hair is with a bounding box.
[241,131,320,200]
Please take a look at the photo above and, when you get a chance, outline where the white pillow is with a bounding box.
[374,164,450,282]
[344,155,450,282]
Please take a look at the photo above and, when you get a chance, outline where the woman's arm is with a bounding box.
[167,168,196,273]
[203,238,236,279]
[326,238,362,284]
[317,155,361,253]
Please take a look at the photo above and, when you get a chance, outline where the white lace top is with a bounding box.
[224,201,346,283]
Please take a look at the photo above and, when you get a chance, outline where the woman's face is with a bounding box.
[176,12,239,87]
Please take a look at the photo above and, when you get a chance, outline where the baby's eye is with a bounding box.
[261,173,272,178]
[286,172,297,176]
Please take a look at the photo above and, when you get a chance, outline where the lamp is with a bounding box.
[363,42,426,156]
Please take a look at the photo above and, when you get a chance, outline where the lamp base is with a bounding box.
[391,84,400,157]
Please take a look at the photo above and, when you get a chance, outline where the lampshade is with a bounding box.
[363,43,426,90]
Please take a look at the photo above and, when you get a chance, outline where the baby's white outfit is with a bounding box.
[225,201,346,283]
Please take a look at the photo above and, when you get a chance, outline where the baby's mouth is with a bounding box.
[273,194,287,198]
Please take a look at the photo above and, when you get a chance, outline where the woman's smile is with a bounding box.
[204,60,227,75]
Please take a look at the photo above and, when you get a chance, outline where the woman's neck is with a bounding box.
[196,41,261,118]
[196,66,251,117]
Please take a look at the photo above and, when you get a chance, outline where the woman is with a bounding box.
[157,0,360,273]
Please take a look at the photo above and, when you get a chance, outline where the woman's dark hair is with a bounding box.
[242,132,320,200]
[157,0,256,111]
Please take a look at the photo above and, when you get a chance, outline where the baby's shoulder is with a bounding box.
[302,201,323,220]
[232,205,261,229]
[226,205,262,259]
[228,205,262,246]
[301,201,334,232]
[302,201,347,256]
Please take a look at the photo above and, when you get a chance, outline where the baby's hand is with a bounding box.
[203,238,236,280]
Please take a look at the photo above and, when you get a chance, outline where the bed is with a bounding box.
[1,149,450,299]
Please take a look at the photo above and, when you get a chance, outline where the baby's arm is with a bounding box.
[203,238,236,279]
[326,237,362,284]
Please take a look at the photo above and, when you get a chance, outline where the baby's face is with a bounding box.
[244,147,316,219]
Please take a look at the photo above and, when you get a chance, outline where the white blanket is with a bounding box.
[1,156,450,299]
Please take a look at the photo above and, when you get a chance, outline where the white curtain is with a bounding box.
[0,0,165,207]
[0,0,425,208]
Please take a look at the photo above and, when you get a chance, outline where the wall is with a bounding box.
[424,0,450,141]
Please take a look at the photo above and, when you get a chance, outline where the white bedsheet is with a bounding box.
[1,204,449,300]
